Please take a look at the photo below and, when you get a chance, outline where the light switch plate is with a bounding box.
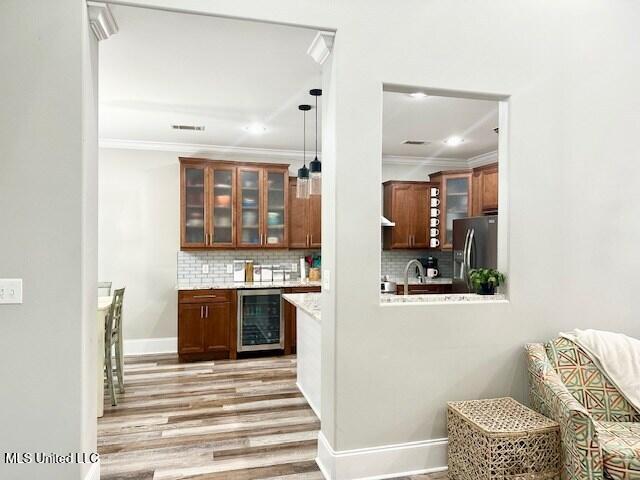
[0,279,23,304]
[291,263,297,272]
[226,264,233,274]
[202,264,209,274]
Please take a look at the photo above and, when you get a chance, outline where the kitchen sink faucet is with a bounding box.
[403,259,426,296]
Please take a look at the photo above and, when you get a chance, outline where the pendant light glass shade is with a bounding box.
[297,164,310,199]
[309,88,322,195]
[297,104,311,199]
[309,156,321,195]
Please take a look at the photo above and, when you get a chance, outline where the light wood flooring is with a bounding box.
[99,354,447,480]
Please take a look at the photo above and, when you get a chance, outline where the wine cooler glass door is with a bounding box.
[237,289,283,352]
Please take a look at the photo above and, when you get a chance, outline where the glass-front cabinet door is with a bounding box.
[264,169,288,247]
[442,173,472,249]
[210,167,235,247]
[181,164,207,248]
[237,167,262,247]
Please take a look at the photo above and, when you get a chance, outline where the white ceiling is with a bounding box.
[99,6,322,151]
[99,6,498,162]
[383,92,498,159]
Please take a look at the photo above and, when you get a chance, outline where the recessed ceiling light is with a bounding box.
[408,92,428,99]
[443,135,465,146]
[243,123,267,135]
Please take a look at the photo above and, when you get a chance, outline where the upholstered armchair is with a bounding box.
[526,337,640,480]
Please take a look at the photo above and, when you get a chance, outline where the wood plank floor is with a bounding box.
[99,354,447,480]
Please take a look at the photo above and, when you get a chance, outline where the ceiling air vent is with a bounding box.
[171,125,205,131]
[402,140,429,145]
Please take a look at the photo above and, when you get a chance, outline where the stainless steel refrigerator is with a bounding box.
[452,215,498,293]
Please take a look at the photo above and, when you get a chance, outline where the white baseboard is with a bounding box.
[84,461,100,480]
[124,337,177,356]
[316,431,448,480]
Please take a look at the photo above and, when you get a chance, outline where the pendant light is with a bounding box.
[297,104,311,199]
[309,89,322,195]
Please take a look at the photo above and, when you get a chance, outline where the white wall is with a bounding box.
[381,161,442,182]
[99,148,180,340]
[114,0,640,455]
[98,147,425,342]
[9,0,640,478]
[0,1,97,479]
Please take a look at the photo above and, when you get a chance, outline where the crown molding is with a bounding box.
[467,150,498,168]
[99,138,311,162]
[382,155,468,170]
[100,138,493,169]
[307,31,335,65]
[87,2,118,41]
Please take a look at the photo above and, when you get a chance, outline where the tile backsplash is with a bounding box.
[381,250,453,280]
[178,250,320,284]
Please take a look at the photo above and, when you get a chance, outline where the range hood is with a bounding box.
[381,215,395,227]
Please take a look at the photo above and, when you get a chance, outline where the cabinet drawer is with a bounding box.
[178,289,233,304]
[285,286,321,294]
[396,284,449,295]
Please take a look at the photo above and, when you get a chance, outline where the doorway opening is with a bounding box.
[96,5,330,478]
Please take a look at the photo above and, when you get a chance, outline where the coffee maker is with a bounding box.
[419,256,439,278]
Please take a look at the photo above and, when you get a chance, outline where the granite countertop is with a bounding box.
[176,280,322,291]
[385,276,453,285]
[282,293,321,322]
[381,293,507,304]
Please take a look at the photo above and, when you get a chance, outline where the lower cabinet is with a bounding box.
[395,284,452,295]
[178,289,236,361]
[283,286,321,354]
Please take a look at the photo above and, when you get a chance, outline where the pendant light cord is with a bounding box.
[315,96,318,158]
[303,109,306,167]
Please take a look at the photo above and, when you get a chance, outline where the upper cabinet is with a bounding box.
[263,168,288,248]
[181,164,208,248]
[472,163,498,215]
[288,178,321,249]
[180,158,289,250]
[210,165,236,247]
[383,181,436,250]
[429,171,472,250]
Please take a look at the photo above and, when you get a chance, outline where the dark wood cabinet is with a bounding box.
[383,181,436,250]
[472,163,498,215]
[202,302,232,355]
[288,178,321,249]
[178,289,235,361]
[429,171,472,251]
[180,158,289,250]
[177,304,205,354]
[395,284,452,295]
[283,286,321,354]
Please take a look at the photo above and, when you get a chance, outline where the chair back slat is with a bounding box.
[105,288,125,350]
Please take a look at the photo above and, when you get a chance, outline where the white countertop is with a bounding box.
[177,280,322,291]
[98,296,112,312]
[381,293,507,305]
[282,293,321,322]
[386,277,453,285]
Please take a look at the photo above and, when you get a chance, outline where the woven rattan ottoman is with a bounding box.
[447,397,560,480]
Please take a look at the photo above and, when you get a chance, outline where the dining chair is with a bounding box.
[105,287,125,406]
[98,281,113,297]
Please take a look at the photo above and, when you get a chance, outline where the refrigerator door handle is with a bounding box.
[467,228,475,268]
[466,228,476,289]
[460,229,471,280]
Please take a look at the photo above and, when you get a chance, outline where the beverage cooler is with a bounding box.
[237,289,284,352]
